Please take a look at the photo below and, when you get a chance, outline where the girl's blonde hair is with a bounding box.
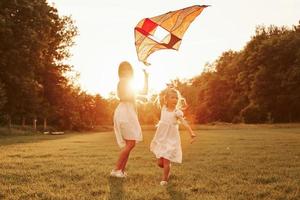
[157,87,187,110]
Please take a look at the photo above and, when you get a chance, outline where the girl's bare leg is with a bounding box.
[157,157,164,168]
[162,158,170,181]
[115,140,136,171]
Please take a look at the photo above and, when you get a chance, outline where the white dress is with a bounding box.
[150,106,183,163]
[113,102,142,148]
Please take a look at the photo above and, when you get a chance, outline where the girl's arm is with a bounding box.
[176,110,196,143]
[179,118,196,136]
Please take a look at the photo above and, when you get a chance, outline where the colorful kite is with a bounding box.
[134,5,209,66]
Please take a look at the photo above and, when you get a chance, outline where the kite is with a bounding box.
[134,5,209,66]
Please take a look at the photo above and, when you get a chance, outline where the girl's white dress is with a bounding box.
[114,102,142,148]
[150,106,183,163]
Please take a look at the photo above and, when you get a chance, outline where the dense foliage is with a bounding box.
[179,23,300,123]
[1,1,299,130]
[0,0,111,130]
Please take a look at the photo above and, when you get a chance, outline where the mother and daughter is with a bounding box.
[110,61,196,186]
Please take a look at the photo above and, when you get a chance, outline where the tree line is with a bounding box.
[176,23,300,123]
[1,1,299,131]
[0,0,112,131]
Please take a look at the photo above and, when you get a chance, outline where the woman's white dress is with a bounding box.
[150,106,183,163]
[114,102,142,148]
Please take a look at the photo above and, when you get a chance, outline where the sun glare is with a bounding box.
[131,68,169,95]
[129,78,139,94]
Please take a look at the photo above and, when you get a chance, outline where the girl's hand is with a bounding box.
[190,132,196,144]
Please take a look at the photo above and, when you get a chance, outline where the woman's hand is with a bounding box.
[143,69,149,79]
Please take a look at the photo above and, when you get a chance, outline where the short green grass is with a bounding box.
[0,125,300,200]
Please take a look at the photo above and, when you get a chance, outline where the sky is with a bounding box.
[47,0,300,97]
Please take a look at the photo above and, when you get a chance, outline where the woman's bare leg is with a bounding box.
[115,140,136,171]
[120,156,129,172]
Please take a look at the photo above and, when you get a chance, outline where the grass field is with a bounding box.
[0,125,300,200]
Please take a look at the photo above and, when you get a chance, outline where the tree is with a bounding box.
[0,0,78,129]
[0,80,6,112]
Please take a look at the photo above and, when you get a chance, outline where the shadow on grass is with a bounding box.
[0,192,5,200]
[108,176,124,200]
[167,182,186,200]
[0,133,77,146]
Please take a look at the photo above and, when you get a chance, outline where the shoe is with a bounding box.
[123,171,128,177]
[110,169,126,178]
[160,181,168,186]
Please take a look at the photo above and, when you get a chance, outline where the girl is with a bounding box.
[150,87,196,185]
[111,61,148,178]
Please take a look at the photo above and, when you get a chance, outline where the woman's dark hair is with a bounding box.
[118,61,133,78]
